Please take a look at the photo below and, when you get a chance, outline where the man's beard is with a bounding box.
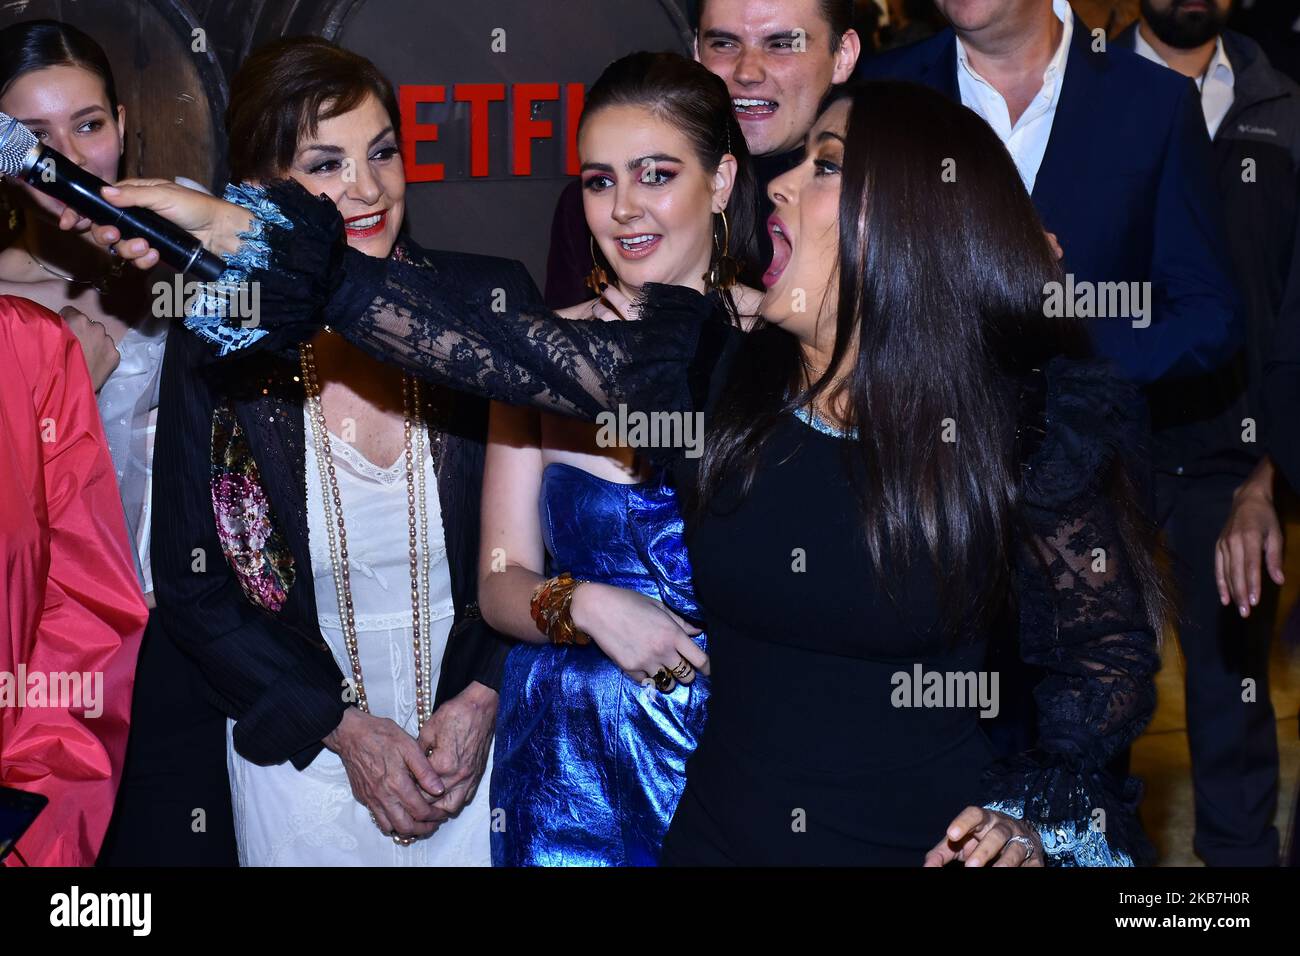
[1140,0,1230,49]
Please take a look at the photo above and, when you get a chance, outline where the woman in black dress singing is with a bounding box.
[80,79,1165,866]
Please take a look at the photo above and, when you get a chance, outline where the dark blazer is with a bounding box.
[1114,27,1300,478]
[859,12,1242,386]
[151,243,541,769]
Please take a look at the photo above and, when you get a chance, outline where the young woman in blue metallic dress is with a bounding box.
[478,53,763,866]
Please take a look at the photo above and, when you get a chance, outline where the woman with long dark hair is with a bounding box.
[480,52,761,866]
[0,20,142,381]
[83,79,1165,866]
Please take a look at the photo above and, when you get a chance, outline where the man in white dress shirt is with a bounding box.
[862,0,1241,385]
[951,0,1072,193]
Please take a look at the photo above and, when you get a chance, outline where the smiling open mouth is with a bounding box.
[733,97,778,119]
[344,209,388,238]
[614,233,662,259]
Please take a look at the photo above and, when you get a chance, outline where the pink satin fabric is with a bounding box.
[0,295,147,866]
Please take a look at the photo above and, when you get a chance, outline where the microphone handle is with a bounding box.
[25,147,226,282]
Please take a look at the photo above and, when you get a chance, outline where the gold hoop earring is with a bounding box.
[586,235,609,296]
[705,209,739,291]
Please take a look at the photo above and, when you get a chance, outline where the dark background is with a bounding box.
[1,1,1294,284]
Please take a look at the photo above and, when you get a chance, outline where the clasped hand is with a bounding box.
[323,683,497,842]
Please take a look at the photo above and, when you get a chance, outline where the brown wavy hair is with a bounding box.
[225,36,400,182]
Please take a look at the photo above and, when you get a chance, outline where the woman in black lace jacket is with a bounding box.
[83,80,1166,866]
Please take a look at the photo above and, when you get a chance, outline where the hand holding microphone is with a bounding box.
[58,179,255,271]
[0,111,247,277]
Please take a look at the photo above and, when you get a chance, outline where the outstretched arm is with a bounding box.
[67,179,732,440]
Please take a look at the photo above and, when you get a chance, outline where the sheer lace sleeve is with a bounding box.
[184,180,731,438]
[983,357,1162,867]
[329,247,725,424]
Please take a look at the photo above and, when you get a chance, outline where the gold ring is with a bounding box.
[653,667,675,692]
[670,656,693,680]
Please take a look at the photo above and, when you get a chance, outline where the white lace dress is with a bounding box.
[225,409,495,865]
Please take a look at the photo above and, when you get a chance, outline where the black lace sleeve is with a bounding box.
[191,179,731,443]
[329,247,727,425]
[983,356,1162,867]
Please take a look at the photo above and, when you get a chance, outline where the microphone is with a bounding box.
[0,112,225,281]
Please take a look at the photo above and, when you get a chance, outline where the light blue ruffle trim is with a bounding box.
[791,404,858,439]
[984,800,1134,867]
[182,182,292,356]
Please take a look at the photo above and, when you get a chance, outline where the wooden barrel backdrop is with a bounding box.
[189,0,696,282]
[0,0,228,247]
[0,0,228,188]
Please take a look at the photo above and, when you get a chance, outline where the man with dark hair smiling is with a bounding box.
[695,0,860,159]
[543,0,860,307]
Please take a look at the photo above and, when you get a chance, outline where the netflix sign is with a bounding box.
[336,0,693,281]
[399,82,587,182]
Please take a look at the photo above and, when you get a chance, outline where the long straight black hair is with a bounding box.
[694,80,1166,638]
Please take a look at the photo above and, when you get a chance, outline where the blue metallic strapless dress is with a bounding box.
[489,462,708,866]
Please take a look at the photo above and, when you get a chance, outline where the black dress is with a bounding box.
[215,180,1161,866]
[661,410,1000,865]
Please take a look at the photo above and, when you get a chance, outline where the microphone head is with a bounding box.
[0,113,38,177]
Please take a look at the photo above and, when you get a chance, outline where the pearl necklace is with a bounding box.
[300,342,438,845]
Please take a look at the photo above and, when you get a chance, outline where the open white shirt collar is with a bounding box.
[1133,30,1235,139]
[953,0,1074,193]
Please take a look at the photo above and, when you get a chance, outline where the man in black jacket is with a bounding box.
[1117,0,1300,866]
